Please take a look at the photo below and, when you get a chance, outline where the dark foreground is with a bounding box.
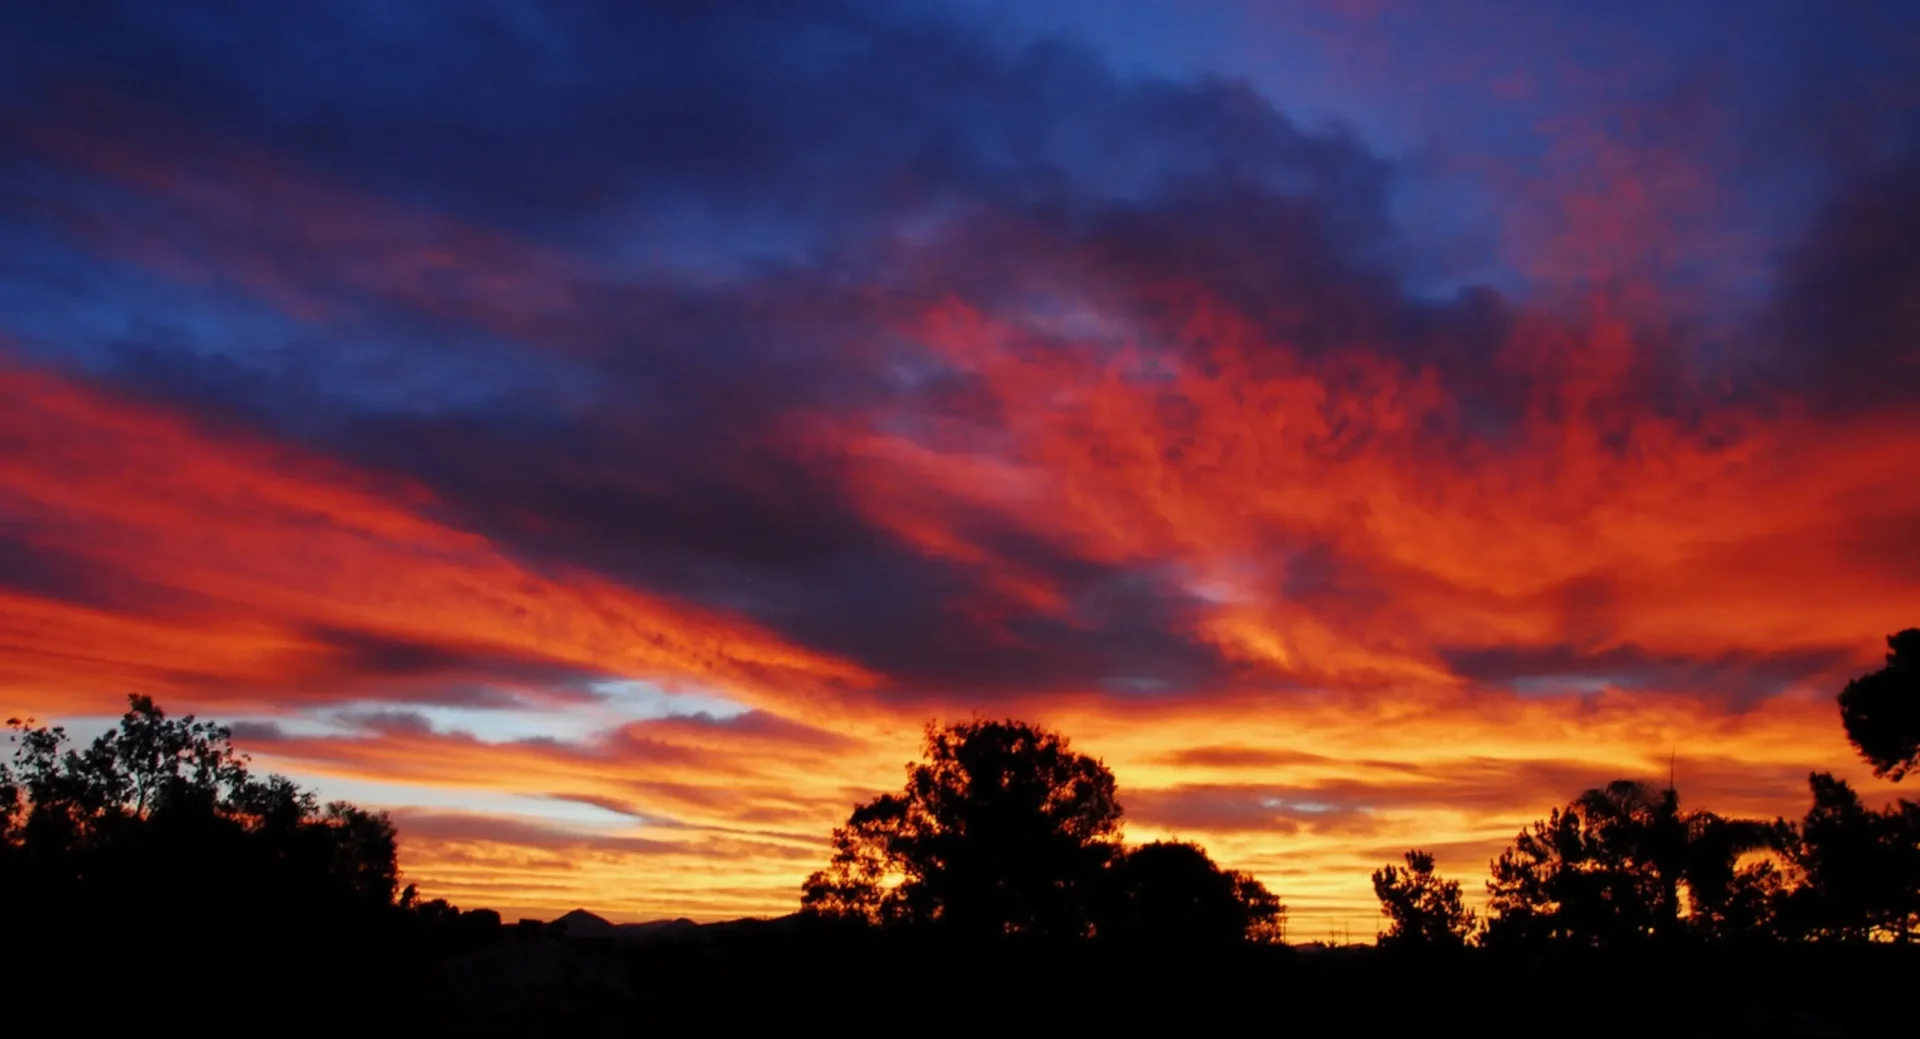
[397,928,1911,1038]
[10,919,1911,1037]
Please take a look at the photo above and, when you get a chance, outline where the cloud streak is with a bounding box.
[0,363,872,718]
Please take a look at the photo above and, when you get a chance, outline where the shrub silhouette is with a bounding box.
[1108,840,1285,945]
[1372,850,1476,948]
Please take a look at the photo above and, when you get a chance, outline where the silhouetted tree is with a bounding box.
[1372,850,1476,948]
[1486,784,1656,948]
[802,718,1121,939]
[1839,629,1920,782]
[1104,840,1285,945]
[1484,780,1776,947]
[0,695,441,1020]
[1775,772,1920,942]
[1232,870,1288,944]
[2,696,399,915]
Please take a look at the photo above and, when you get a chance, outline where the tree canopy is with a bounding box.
[2,695,400,920]
[0,695,473,1021]
[802,718,1125,938]
[1776,771,1920,942]
[1107,840,1285,945]
[1372,850,1476,948]
[801,718,1284,944]
[1839,628,1920,782]
[1482,781,1778,948]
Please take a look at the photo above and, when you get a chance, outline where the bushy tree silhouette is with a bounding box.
[1107,840,1285,944]
[1484,781,1777,947]
[1,697,399,915]
[1839,629,1920,782]
[1775,772,1920,941]
[0,695,473,1026]
[1372,850,1476,948]
[802,718,1121,938]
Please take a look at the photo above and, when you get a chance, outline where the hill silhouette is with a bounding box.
[544,908,804,945]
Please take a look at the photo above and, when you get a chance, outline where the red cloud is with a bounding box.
[0,362,873,720]
[809,288,1919,694]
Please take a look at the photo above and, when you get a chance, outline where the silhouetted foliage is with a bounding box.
[1839,628,1920,782]
[1106,840,1285,944]
[1372,850,1476,948]
[400,908,1920,1036]
[0,695,496,1029]
[1,696,401,919]
[802,718,1122,938]
[1774,771,1920,941]
[1484,780,1778,947]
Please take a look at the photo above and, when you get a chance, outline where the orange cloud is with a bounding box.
[0,362,872,719]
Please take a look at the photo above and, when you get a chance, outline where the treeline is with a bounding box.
[1378,771,1920,948]
[1394,628,1920,948]
[797,628,1920,947]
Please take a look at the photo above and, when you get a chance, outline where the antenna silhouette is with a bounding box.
[1668,746,1676,792]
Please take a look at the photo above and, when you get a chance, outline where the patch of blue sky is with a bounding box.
[333,702,605,745]
[593,203,822,288]
[585,679,751,723]
[1508,673,1617,697]
[31,707,650,828]
[0,234,303,370]
[0,228,604,425]
[270,679,750,750]
[34,676,750,778]
[34,709,342,752]
[1261,797,1362,815]
[1098,675,1175,695]
[256,773,643,831]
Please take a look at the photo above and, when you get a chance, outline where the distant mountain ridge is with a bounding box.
[544,908,799,944]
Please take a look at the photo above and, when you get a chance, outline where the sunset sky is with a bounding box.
[3,0,1918,939]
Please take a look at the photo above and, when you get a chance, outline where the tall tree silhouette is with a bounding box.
[1484,780,1776,947]
[1106,840,1285,945]
[802,719,1121,939]
[1839,628,1920,781]
[1372,850,1476,948]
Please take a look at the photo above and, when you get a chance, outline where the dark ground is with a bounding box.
[391,928,1916,1038]
[9,913,1904,1036]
